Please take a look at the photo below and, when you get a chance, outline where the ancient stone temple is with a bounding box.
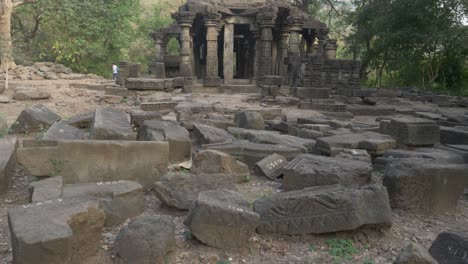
[147,0,360,95]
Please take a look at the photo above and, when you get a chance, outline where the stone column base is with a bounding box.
[203,77,222,87]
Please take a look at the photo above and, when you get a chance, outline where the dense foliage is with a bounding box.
[10,0,468,94]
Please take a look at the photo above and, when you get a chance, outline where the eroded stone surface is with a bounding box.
[429,232,468,264]
[255,153,288,180]
[29,176,63,203]
[0,138,18,193]
[185,189,260,249]
[42,122,86,140]
[316,131,396,156]
[90,108,136,140]
[254,185,392,235]
[191,150,250,183]
[10,104,61,134]
[394,243,437,264]
[193,123,234,144]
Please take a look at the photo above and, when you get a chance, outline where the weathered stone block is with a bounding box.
[254,185,392,235]
[115,215,175,264]
[440,126,468,145]
[13,86,51,101]
[90,108,136,140]
[185,189,260,249]
[282,154,372,191]
[380,117,440,147]
[62,180,144,226]
[29,176,63,203]
[296,87,331,99]
[193,123,234,144]
[235,111,265,130]
[429,232,468,264]
[255,153,288,180]
[191,150,250,183]
[105,86,129,97]
[42,122,86,140]
[140,101,177,112]
[130,110,162,128]
[316,132,396,156]
[383,158,468,214]
[154,172,237,210]
[8,198,105,264]
[0,138,18,193]
[138,120,191,162]
[394,243,437,264]
[65,111,93,129]
[10,104,61,134]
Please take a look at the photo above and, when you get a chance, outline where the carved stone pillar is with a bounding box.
[150,32,166,78]
[279,29,290,82]
[326,39,338,59]
[223,22,234,84]
[257,10,277,83]
[173,12,196,83]
[288,17,303,55]
[317,28,329,57]
[204,14,221,87]
[252,29,261,84]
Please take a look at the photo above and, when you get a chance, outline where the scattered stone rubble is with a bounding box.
[0,62,102,81]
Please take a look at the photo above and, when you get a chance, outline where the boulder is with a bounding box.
[154,172,237,210]
[130,110,162,128]
[205,140,304,167]
[316,131,396,156]
[380,117,440,147]
[282,154,372,191]
[90,108,136,140]
[41,122,86,140]
[0,138,18,193]
[185,189,260,249]
[62,180,144,226]
[29,176,63,203]
[254,185,393,235]
[115,215,175,264]
[429,232,468,264]
[8,198,105,264]
[255,153,288,180]
[394,243,437,264]
[235,111,265,130]
[383,158,468,214]
[65,111,93,129]
[193,123,234,144]
[13,86,51,101]
[10,104,61,134]
[191,150,250,183]
[138,120,191,162]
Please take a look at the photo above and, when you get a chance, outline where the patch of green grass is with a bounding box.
[0,128,9,138]
[326,239,358,261]
[308,244,315,252]
[179,168,190,174]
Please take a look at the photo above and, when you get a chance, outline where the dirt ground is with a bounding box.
[0,79,467,264]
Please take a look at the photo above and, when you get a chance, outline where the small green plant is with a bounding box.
[179,168,190,174]
[373,169,384,177]
[49,158,64,177]
[326,239,358,261]
[0,128,9,138]
[308,244,315,252]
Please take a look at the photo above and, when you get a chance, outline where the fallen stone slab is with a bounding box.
[383,158,468,214]
[316,131,396,156]
[8,198,106,264]
[16,145,58,177]
[191,150,250,183]
[10,104,61,134]
[0,138,18,193]
[154,172,237,210]
[90,108,136,140]
[235,111,265,130]
[102,95,123,104]
[282,154,372,191]
[440,126,468,145]
[193,123,234,144]
[130,110,162,128]
[204,140,305,167]
[141,101,177,112]
[13,86,51,101]
[41,122,86,140]
[185,189,260,249]
[374,148,464,170]
[138,120,191,162]
[434,144,468,163]
[429,232,468,264]
[65,111,93,129]
[255,153,288,180]
[228,127,316,152]
[347,105,395,116]
[29,176,63,203]
[115,215,175,264]
[380,117,440,148]
[105,86,128,97]
[335,149,372,163]
[394,242,437,264]
[254,185,392,235]
[62,180,144,226]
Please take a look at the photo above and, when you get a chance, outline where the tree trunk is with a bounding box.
[0,0,16,74]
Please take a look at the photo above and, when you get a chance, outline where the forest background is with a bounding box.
[7,0,468,95]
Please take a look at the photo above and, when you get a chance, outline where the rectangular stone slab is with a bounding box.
[0,138,18,193]
[253,185,392,235]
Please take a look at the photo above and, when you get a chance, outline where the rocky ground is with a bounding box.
[0,79,467,264]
